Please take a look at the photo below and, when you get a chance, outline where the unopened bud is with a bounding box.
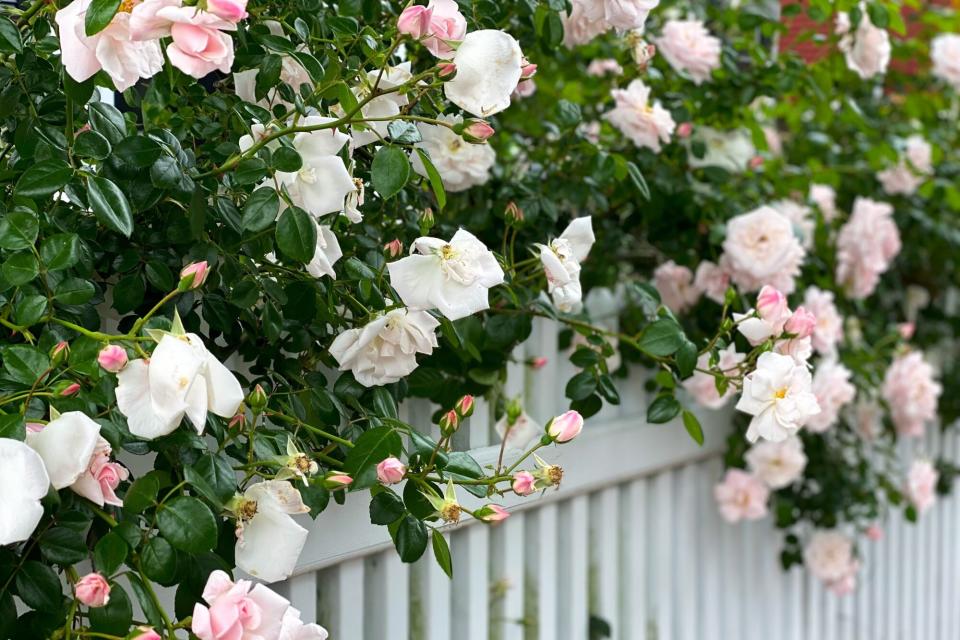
[504,201,523,224]
[97,345,128,373]
[439,409,459,435]
[228,414,246,429]
[437,61,457,79]
[461,120,495,143]
[676,122,693,138]
[58,382,81,397]
[246,384,268,412]
[455,394,475,418]
[384,238,404,258]
[324,472,353,490]
[419,207,435,235]
[475,504,510,523]
[530,356,547,369]
[749,155,764,170]
[178,261,209,291]
[520,60,537,80]
[50,341,70,366]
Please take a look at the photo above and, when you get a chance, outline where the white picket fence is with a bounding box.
[272,314,960,640]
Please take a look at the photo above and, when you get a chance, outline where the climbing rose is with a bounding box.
[736,351,820,443]
[604,79,676,153]
[377,457,407,485]
[444,30,523,117]
[0,439,50,546]
[538,216,595,312]
[877,135,933,196]
[548,410,584,443]
[693,260,730,304]
[905,460,938,514]
[206,0,248,22]
[70,436,129,507]
[97,345,128,372]
[803,530,857,584]
[723,206,805,294]
[745,436,807,489]
[836,9,890,79]
[234,481,310,583]
[513,471,536,496]
[411,115,496,192]
[399,0,466,57]
[179,260,209,289]
[654,19,721,85]
[75,573,111,607]
[653,260,699,313]
[835,197,900,299]
[131,1,238,79]
[714,469,769,522]
[806,360,857,433]
[26,411,101,489]
[931,33,960,91]
[809,183,838,221]
[734,285,792,346]
[803,287,844,355]
[883,351,941,438]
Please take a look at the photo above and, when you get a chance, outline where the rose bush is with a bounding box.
[1,0,959,636]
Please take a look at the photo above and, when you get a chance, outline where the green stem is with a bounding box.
[268,413,355,448]
[129,289,181,337]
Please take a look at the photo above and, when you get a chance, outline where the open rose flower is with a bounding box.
[131,0,237,78]
[882,351,941,437]
[411,114,496,192]
[686,127,756,173]
[714,469,769,522]
[804,530,859,593]
[736,351,821,442]
[693,260,730,304]
[803,286,843,355]
[877,135,933,196]
[653,260,700,313]
[400,0,466,57]
[234,481,310,583]
[723,206,805,294]
[275,117,355,217]
[734,285,791,346]
[835,197,900,299]
[26,411,101,489]
[809,183,838,221]
[931,33,960,91]
[655,19,721,85]
[0,438,50,546]
[905,459,938,514]
[70,436,129,507]
[538,216,595,312]
[387,229,504,320]
[604,79,675,152]
[745,436,807,489]
[836,8,890,79]
[806,360,856,433]
[444,30,523,117]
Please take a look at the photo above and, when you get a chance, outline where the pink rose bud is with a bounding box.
[397,4,433,38]
[325,473,353,489]
[531,357,548,369]
[520,60,538,79]
[756,285,789,324]
[898,322,915,340]
[477,504,510,523]
[505,201,524,224]
[75,573,110,607]
[455,394,475,418]
[131,628,162,640]
[384,238,404,258]
[512,471,536,496]
[462,120,495,142]
[50,341,70,366]
[866,524,883,541]
[436,61,457,79]
[547,410,584,443]
[60,382,81,397]
[749,155,764,169]
[377,457,406,484]
[439,409,459,435]
[784,306,816,339]
[179,261,209,291]
[97,345,128,373]
[676,122,693,138]
[206,0,248,22]
[228,414,246,429]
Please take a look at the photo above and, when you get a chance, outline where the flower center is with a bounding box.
[774,387,788,400]
[118,0,138,12]
[294,454,312,474]
[298,166,318,184]
[238,499,258,521]
[440,502,461,523]
[177,375,191,390]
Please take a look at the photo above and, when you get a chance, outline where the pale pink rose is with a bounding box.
[693,260,729,304]
[931,34,960,91]
[804,530,856,584]
[855,398,882,441]
[898,322,915,340]
[774,335,813,365]
[877,135,932,196]
[771,199,814,248]
[865,524,883,541]
[206,0,248,22]
[603,0,659,31]
[61,382,82,396]
[835,197,900,299]
[653,260,700,313]
[905,459,938,514]
[735,285,791,345]
[676,121,694,138]
[784,306,816,339]
[75,573,111,607]
[836,11,890,79]
[129,0,180,39]
[655,19,721,85]
[180,260,209,289]
[139,5,237,78]
[192,570,299,640]
[410,0,468,57]
[683,344,744,410]
[512,471,536,496]
[376,457,406,485]
[512,79,536,99]
[548,410,583,443]
[463,120,495,141]
[809,183,838,222]
[586,58,623,76]
[97,345,128,373]
[604,79,676,153]
[561,0,606,47]
[723,206,805,294]
[55,0,164,92]
[882,351,941,438]
[763,126,783,157]
[803,287,843,355]
[827,562,859,596]
[520,60,538,79]
[714,469,769,522]
[397,5,433,38]
[806,360,857,433]
[71,437,129,507]
[745,436,807,489]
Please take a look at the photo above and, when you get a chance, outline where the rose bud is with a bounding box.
[461,120,495,143]
[206,0,248,22]
[520,60,537,79]
[547,410,584,443]
[504,201,524,224]
[676,122,693,138]
[246,384,268,412]
[455,394,475,418]
[377,457,406,485]
[324,473,353,490]
[784,306,816,339]
[97,345,128,373]
[476,504,510,523]
[512,471,536,496]
[178,260,209,290]
[436,62,457,79]
[384,238,404,258]
[58,382,81,397]
[75,573,110,607]
[439,409,459,435]
[50,341,70,366]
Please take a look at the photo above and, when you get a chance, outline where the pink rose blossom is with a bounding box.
[383,239,403,258]
[931,34,960,91]
[905,460,938,514]
[866,524,883,541]
[836,11,890,79]
[806,360,857,433]
[784,306,816,339]
[882,351,941,437]
[723,206,805,294]
[803,287,843,354]
[604,79,675,153]
[512,79,537,99]
[804,530,857,585]
[653,260,700,313]
[397,5,433,38]
[463,120,495,141]
[835,197,900,299]
[132,3,237,79]
[898,322,915,340]
[376,457,406,485]
[520,61,538,79]
[548,410,583,443]
[586,58,623,76]
[693,260,729,304]
[180,260,209,289]
[809,183,838,222]
[75,573,111,607]
[206,0,248,22]
[745,436,807,489]
[512,471,536,496]
[877,135,932,196]
[735,285,791,345]
[683,344,744,410]
[479,504,510,522]
[827,562,859,596]
[676,121,694,138]
[61,382,82,396]
[402,0,467,58]
[71,436,129,507]
[436,61,457,78]
[714,469,769,522]
[655,19,721,85]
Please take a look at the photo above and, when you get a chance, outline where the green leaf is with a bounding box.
[74,130,112,160]
[0,414,25,440]
[414,148,446,209]
[2,344,49,385]
[39,527,88,565]
[565,370,597,401]
[369,491,405,525]
[647,394,681,424]
[626,161,651,200]
[370,388,398,420]
[682,410,704,445]
[149,155,181,189]
[15,561,62,612]
[88,582,132,635]
[125,474,164,516]
[387,120,421,144]
[0,18,23,53]
[113,136,162,168]
[0,592,16,639]
[275,206,317,263]
[431,530,453,578]
[140,537,177,585]
[156,496,218,553]
[343,426,403,489]
[93,532,128,575]
[15,159,73,199]
[370,146,409,199]
[126,572,165,629]
[233,158,268,185]
[570,347,600,368]
[676,339,698,379]
[144,260,175,291]
[272,147,302,172]
[2,252,38,285]
[85,0,122,35]
[638,318,685,357]
[184,453,237,507]
[0,210,39,250]
[40,233,81,271]
[15,295,47,327]
[394,514,428,563]
[54,278,96,305]
[87,176,134,237]
[242,188,280,232]
[88,102,127,144]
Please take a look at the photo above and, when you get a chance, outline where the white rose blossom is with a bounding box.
[351,64,413,148]
[686,127,756,173]
[537,216,596,312]
[809,183,838,222]
[26,411,100,489]
[234,481,310,583]
[836,9,890,80]
[275,116,355,217]
[387,229,505,320]
[329,308,440,387]
[736,351,821,443]
[804,530,859,587]
[0,438,51,545]
[444,30,523,117]
[931,33,960,91]
[604,79,676,153]
[771,199,814,249]
[411,114,496,192]
[745,436,807,489]
[655,18,722,85]
[116,331,244,440]
[561,0,658,47]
